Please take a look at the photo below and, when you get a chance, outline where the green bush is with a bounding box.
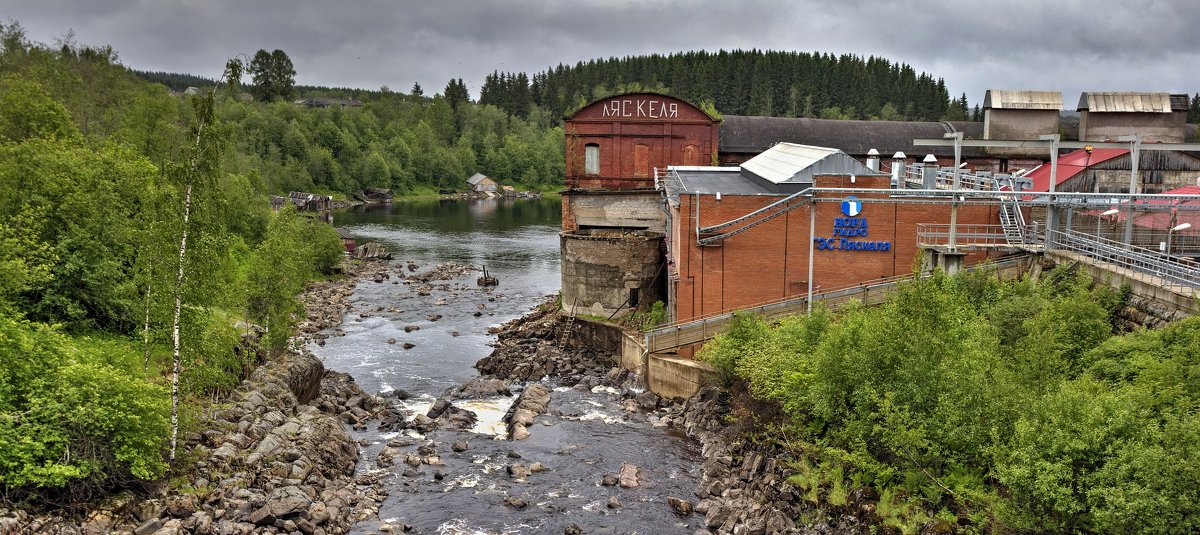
[696,312,770,385]
[703,268,1200,532]
[0,312,168,489]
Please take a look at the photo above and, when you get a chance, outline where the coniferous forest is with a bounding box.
[484,50,967,121]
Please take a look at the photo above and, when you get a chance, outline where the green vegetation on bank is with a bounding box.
[700,267,1199,534]
[0,22,342,503]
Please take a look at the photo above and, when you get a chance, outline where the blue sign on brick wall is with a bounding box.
[814,196,892,252]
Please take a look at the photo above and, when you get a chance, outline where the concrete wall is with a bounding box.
[1044,250,1197,318]
[646,355,715,400]
[572,317,623,354]
[573,315,713,399]
[561,190,667,232]
[1080,111,1187,143]
[985,109,1060,157]
[561,230,664,317]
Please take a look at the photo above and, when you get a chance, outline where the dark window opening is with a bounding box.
[629,288,639,308]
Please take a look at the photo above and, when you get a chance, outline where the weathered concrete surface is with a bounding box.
[560,229,664,317]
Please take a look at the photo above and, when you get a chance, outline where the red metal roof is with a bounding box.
[1126,185,1200,232]
[1024,147,1129,193]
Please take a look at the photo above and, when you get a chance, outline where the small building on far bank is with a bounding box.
[356,187,393,203]
[335,228,357,253]
[270,191,333,223]
[467,173,498,192]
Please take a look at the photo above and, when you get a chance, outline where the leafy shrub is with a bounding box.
[703,268,1200,532]
[0,312,168,490]
[696,312,769,385]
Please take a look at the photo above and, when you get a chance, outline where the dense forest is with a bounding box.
[0,21,347,500]
[482,50,972,121]
[700,268,1200,534]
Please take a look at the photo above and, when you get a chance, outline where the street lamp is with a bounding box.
[1166,222,1192,256]
[1097,208,1119,240]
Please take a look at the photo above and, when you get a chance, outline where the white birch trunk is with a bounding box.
[168,182,191,464]
[143,260,152,372]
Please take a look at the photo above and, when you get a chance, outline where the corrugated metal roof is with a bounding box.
[740,143,875,184]
[719,116,985,158]
[670,168,792,195]
[983,90,1062,110]
[1077,92,1173,113]
[466,173,489,185]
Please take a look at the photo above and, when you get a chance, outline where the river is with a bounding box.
[310,197,704,535]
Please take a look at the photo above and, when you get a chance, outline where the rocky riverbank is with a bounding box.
[0,260,395,535]
[469,304,886,535]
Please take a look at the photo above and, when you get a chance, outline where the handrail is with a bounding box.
[697,188,812,235]
[1046,229,1200,288]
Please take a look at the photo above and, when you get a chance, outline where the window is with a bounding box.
[584,143,600,175]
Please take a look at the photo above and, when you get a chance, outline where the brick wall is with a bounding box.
[671,174,1003,321]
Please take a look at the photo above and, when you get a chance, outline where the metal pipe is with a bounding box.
[807,197,816,314]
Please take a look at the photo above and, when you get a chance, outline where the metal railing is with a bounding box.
[1046,229,1200,288]
[644,255,1032,352]
[916,224,1019,247]
[903,166,1009,191]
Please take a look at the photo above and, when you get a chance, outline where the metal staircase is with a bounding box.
[995,177,1031,246]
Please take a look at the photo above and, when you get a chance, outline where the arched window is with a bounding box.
[584,143,600,175]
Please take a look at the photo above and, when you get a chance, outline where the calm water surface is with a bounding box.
[310,197,703,535]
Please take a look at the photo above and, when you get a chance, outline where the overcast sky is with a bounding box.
[4,0,1198,107]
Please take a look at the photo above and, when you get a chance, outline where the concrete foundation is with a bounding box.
[562,190,667,232]
[561,229,664,317]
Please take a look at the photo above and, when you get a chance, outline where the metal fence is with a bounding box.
[1061,214,1200,256]
[916,224,1014,247]
[1045,229,1200,288]
[903,166,1006,191]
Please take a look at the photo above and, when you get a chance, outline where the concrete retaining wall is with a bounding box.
[561,230,664,317]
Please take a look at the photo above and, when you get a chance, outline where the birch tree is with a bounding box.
[167,59,243,463]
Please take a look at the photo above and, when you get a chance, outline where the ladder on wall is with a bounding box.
[558,297,578,350]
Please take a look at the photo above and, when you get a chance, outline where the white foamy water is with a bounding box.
[437,518,526,535]
[452,396,515,437]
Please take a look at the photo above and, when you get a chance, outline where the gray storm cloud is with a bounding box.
[4,0,1197,105]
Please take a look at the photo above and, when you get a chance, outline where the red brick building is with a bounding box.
[560,92,1005,321]
[666,171,1002,322]
[564,93,719,191]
